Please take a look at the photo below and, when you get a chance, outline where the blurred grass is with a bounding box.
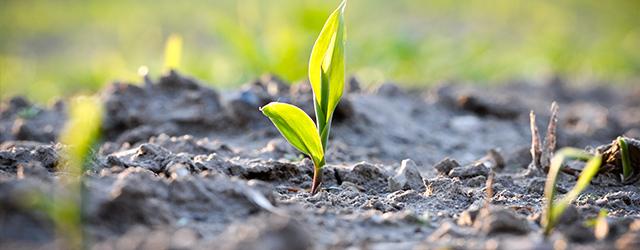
[1,0,639,102]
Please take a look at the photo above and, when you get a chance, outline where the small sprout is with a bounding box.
[164,34,183,72]
[38,96,102,249]
[60,96,103,174]
[261,0,346,194]
[618,136,633,180]
[542,148,601,236]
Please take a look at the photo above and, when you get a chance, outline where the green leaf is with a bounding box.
[260,102,325,167]
[308,0,346,146]
[543,148,601,236]
[618,137,633,179]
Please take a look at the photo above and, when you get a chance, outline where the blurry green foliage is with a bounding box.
[1,0,639,102]
[21,96,102,249]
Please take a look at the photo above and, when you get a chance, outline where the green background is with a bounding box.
[1,0,639,102]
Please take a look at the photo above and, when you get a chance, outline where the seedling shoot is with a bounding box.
[261,0,347,194]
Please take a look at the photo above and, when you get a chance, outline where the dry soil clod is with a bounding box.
[388,159,427,192]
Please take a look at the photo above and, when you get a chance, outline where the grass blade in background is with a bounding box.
[163,34,183,72]
[53,96,103,249]
[60,96,103,175]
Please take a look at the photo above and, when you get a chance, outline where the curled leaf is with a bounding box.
[308,0,346,147]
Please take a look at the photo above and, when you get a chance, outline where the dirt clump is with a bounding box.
[1,71,639,249]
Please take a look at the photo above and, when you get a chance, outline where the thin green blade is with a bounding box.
[543,147,601,235]
[308,0,346,126]
[618,137,633,179]
[551,154,601,221]
[260,102,324,166]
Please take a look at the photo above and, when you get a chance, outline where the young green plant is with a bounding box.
[23,96,103,250]
[260,0,346,194]
[542,148,602,236]
[617,136,633,180]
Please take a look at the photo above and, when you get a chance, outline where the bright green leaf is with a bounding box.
[308,0,346,144]
[260,102,324,167]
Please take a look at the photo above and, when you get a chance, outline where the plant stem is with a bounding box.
[311,159,325,194]
[311,168,322,195]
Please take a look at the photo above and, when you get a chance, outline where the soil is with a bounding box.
[1,71,639,250]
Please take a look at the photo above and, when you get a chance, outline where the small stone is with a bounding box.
[167,163,190,179]
[374,82,405,96]
[464,175,487,187]
[448,162,489,179]
[457,206,481,227]
[473,208,530,235]
[388,159,426,192]
[526,177,546,195]
[342,162,389,192]
[556,205,580,226]
[433,158,460,176]
[560,223,595,243]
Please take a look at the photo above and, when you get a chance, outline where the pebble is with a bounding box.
[449,162,489,179]
[388,159,426,192]
[433,158,461,176]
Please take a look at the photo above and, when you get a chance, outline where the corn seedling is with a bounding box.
[164,34,183,72]
[26,96,103,249]
[260,0,346,194]
[617,136,633,180]
[60,96,103,249]
[542,148,601,236]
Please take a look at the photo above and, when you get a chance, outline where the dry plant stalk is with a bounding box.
[530,111,542,169]
[484,170,495,208]
[541,102,559,168]
[529,102,559,172]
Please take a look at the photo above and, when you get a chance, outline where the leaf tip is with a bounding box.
[339,0,347,13]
